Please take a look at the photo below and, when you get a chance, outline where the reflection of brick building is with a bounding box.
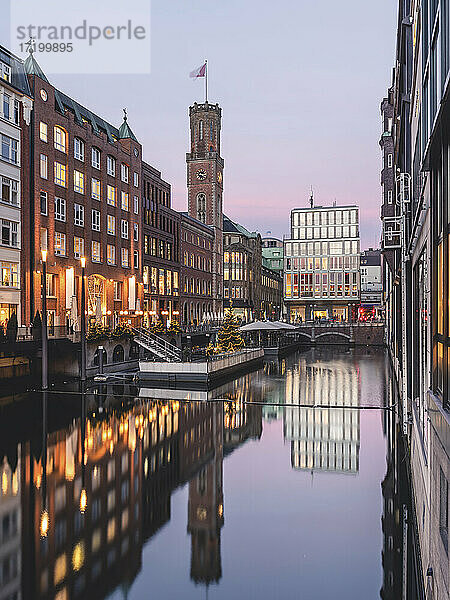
[142,162,181,326]
[0,452,21,600]
[19,50,143,329]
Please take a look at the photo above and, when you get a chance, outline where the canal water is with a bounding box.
[0,348,420,599]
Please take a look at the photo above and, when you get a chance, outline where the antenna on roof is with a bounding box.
[333,199,337,207]
[309,186,314,208]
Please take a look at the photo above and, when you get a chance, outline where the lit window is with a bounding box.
[54,126,67,153]
[74,137,84,161]
[40,154,48,179]
[91,178,101,200]
[40,122,48,142]
[121,247,129,267]
[55,197,66,222]
[107,185,116,206]
[91,147,101,169]
[0,262,19,287]
[73,236,84,258]
[121,191,129,211]
[0,62,11,82]
[74,203,84,227]
[107,244,115,265]
[54,232,66,256]
[74,170,84,194]
[92,240,101,263]
[54,162,67,187]
[107,215,115,236]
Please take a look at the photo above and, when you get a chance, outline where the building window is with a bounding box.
[54,126,67,153]
[92,240,101,263]
[121,163,129,183]
[74,203,85,227]
[121,220,128,239]
[40,154,48,179]
[133,223,139,241]
[107,215,116,236]
[121,191,129,211]
[54,162,67,187]
[107,244,115,265]
[0,262,19,287]
[107,185,116,206]
[40,190,47,215]
[92,209,100,231]
[121,247,129,267]
[387,190,393,204]
[74,170,84,194]
[1,134,18,164]
[73,236,84,259]
[91,178,101,201]
[196,193,206,223]
[54,232,66,256]
[107,155,115,176]
[133,196,139,214]
[1,219,18,247]
[74,137,84,161]
[387,153,393,168]
[54,197,66,222]
[133,250,139,269]
[39,122,48,142]
[133,172,139,187]
[199,120,203,140]
[1,177,19,206]
[91,147,101,169]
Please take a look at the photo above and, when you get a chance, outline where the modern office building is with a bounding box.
[284,202,360,322]
[0,47,32,327]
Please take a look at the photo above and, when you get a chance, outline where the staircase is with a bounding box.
[132,327,182,362]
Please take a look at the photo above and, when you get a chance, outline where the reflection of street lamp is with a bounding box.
[79,488,87,513]
[40,509,49,538]
[41,250,48,390]
[80,257,87,382]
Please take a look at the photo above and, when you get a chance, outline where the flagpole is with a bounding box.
[205,59,208,103]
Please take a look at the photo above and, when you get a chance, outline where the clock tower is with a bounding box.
[186,102,224,314]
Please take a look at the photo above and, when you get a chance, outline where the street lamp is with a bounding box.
[41,250,48,390]
[80,257,87,382]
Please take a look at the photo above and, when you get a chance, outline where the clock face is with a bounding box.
[196,169,207,181]
[40,89,48,102]
[217,172,222,183]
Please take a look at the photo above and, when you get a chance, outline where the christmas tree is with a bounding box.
[216,305,245,352]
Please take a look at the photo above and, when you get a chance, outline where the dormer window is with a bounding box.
[0,62,11,82]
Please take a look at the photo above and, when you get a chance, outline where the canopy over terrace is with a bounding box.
[239,321,282,332]
[239,320,300,353]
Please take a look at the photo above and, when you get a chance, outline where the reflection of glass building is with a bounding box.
[284,357,360,473]
[0,451,21,600]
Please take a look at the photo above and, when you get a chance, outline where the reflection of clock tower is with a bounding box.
[186,102,224,314]
[187,404,224,585]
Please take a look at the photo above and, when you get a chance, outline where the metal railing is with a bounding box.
[132,327,182,362]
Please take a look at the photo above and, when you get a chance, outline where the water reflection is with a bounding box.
[0,349,421,599]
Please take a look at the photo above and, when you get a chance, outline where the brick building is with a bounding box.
[260,264,282,320]
[142,161,180,326]
[180,214,214,325]
[19,49,143,331]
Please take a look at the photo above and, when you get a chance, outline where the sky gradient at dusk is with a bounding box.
[2,0,398,248]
